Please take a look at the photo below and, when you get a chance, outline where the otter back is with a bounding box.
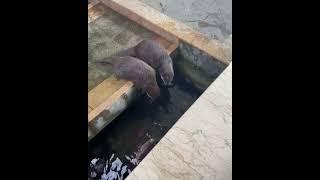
[134,40,170,69]
[116,40,174,86]
[111,56,160,100]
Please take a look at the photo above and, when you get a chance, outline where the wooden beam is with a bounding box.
[88,81,133,122]
[88,75,127,109]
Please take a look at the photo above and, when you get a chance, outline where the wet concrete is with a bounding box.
[139,0,232,42]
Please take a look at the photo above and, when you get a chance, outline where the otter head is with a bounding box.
[159,57,174,86]
[146,83,161,103]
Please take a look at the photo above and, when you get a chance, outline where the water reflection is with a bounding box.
[88,62,204,180]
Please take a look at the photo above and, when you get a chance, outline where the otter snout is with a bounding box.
[160,72,174,87]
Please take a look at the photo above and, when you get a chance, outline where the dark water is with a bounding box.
[88,60,206,180]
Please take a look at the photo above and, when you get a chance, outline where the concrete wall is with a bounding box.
[140,0,232,43]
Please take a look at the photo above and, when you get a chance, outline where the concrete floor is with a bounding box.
[139,0,232,43]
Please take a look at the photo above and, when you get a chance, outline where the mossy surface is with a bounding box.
[88,6,157,91]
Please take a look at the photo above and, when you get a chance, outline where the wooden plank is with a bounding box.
[88,106,93,113]
[88,75,127,109]
[100,0,231,64]
[88,81,134,122]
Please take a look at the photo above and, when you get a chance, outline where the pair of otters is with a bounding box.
[95,40,174,102]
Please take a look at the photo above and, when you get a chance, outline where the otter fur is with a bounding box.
[95,56,160,101]
[112,40,174,86]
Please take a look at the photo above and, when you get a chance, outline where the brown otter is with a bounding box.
[113,40,174,87]
[95,56,160,101]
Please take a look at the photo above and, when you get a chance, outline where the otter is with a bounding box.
[95,56,160,102]
[113,40,175,87]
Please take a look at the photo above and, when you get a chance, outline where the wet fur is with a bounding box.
[116,40,174,86]
[95,56,160,101]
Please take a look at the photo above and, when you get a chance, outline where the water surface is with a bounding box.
[88,61,206,180]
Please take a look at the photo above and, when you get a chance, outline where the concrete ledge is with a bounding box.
[100,0,231,64]
[126,63,232,180]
